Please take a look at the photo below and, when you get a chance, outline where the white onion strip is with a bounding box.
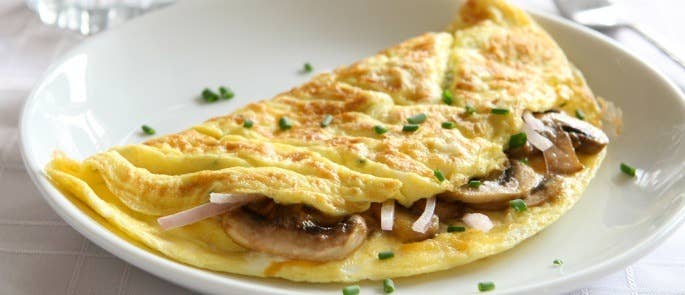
[462,213,494,232]
[411,197,436,233]
[522,111,546,131]
[380,200,395,231]
[157,203,237,230]
[158,193,262,230]
[210,192,264,204]
[523,123,553,151]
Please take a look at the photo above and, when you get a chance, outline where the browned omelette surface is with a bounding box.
[46,0,606,282]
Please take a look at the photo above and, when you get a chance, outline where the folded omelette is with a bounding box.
[46,0,611,282]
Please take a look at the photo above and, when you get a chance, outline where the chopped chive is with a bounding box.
[141,125,155,135]
[478,281,495,292]
[442,89,454,105]
[378,251,395,260]
[508,132,527,149]
[357,158,367,165]
[320,114,333,127]
[620,162,636,177]
[490,108,510,115]
[553,259,564,266]
[383,278,395,294]
[342,285,360,295]
[434,169,446,182]
[374,125,388,135]
[278,117,292,130]
[509,199,527,212]
[465,104,476,115]
[402,124,419,132]
[407,113,427,124]
[575,109,586,120]
[243,120,254,128]
[559,101,568,107]
[520,157,529,165]
[442,121,456,129]
[218,86,234,99]
[303,62,313,73]
[447,225,466,232]
[201,88,219,102]
[468,180,482,188]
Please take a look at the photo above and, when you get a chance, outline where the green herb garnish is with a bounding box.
[509,199,527,212]
[620,162,636,177]
[575,109,586,120]
[243,120,254,128]
[468,180,482,188]
[478,281,495,292]
[508,132,527,149]
[553,259,564,266]
[442,121,456,129]
[374,125,388,135]
[407,113,427,124]
[303,62,313,73]
[378,251,395,260]
[201,88,219,102]
[218,86,234,99]
[520,157,529,165]
[402,124,419,132]
[490,108,510,115]
[447,225,466,233]
[342,285,360,295]
[320,114,333,127]
[465,104,476,115]
[141,125,155,135]
[442,89,454,105]
[383,279,395,294]
[434,170,446,182]
[278,117,292,130]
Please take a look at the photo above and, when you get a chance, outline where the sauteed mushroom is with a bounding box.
[444,161,543,204]
[222,202,367,262]
[539,111,609,154]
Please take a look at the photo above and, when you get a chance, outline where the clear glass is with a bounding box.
[26,0,175,35]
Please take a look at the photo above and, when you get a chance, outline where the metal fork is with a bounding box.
[555,0,685,70]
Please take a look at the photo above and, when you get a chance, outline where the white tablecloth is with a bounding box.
[1,1,684,294]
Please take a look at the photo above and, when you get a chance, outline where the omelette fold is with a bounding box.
[46,0,611,282]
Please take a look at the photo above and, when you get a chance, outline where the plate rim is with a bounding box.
[18,4,685,294]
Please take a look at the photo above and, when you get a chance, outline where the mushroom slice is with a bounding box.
[222,208,367,262]
[523,176,563,207]
[444,161,543,205]
[540,125,584,174]
[466,176,564,210]
[540,111,609,155]
[411,197,463,221]
[390,206,439,242]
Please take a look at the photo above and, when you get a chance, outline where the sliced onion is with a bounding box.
[523,123,554,151]
[411,197,436,233]
[380,200,395,231]
[522,111,554,151]
[158,193,262,230]
[462,213,494,232]
[522,111,547,131]
[210,192,264,204]
[157,203,237,230]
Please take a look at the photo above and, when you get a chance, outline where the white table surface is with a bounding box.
[1,1,684,294]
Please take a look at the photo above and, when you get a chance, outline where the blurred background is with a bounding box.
[0,0,683,294]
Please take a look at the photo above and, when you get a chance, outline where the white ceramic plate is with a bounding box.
[20,0,685,294]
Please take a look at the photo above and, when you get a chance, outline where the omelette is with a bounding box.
[46,0,612,283]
